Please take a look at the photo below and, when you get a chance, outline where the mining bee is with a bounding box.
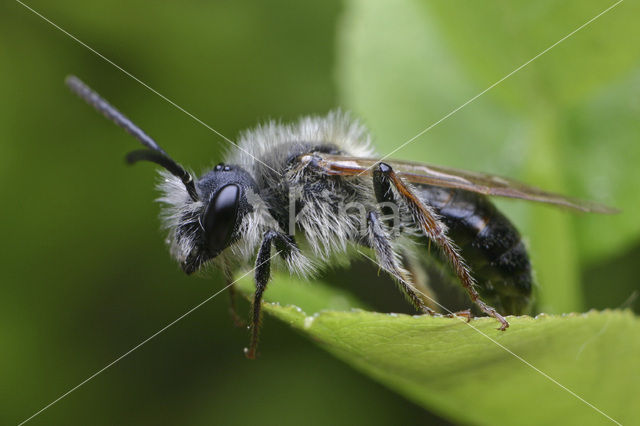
[66,76,616,358]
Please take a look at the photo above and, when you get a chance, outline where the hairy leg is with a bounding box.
[246,230,297,359]
[366,210,437,315]
[375,162,509,330]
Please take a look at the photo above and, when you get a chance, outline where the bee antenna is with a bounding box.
[65,75,199,201]
[126,150,199,201]
[66,75,168,154]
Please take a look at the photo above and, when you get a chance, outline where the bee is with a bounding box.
[66,76,616,358]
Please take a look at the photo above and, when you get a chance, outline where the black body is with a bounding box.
[267,142,532,316]
[284,142,532,315]
[66,74,535,356]
[418,186,532,314]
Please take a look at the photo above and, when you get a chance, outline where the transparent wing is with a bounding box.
[306,154,617,214]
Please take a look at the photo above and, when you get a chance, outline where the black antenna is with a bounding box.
[65,75,198,201]
[126,150,198,200]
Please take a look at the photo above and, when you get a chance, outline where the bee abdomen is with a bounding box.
[418,186,533,314]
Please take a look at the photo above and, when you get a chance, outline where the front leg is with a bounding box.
[246,230,297,359]
[374,162,509,331]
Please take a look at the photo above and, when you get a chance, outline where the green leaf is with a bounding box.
[238,273,640,425]
[337,0,640,312]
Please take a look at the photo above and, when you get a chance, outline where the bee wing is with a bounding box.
[309,154,618,214]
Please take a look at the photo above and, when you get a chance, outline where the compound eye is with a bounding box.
[203,184,240,255]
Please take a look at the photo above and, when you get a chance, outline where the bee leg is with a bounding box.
[372,167,438,313]
[372,163,398,229]
[374,162,509,331]
[222,261,245,328]
[366,210,437,316]
[403,249,475,321]
[446,309,472,322]
[401,250,441,313]
[246,230,296,359]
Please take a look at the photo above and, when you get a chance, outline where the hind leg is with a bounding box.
[373,162,509,330]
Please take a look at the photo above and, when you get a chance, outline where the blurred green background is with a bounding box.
[1,0,638,425]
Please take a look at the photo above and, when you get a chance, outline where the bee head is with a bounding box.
[177,164,258,274]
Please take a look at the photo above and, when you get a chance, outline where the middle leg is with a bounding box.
[366,210,437,315]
